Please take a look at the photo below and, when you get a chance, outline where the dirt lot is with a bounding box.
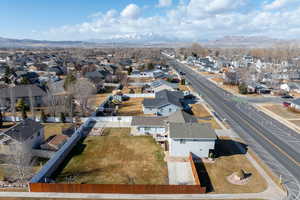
[117,97,153,116]
[191,104,221,129]
[56,128,168,185]
[197,138,267,194]
[42,123,73,140]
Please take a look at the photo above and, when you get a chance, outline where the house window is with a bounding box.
[169,108,172,112]
[180,139,186,144]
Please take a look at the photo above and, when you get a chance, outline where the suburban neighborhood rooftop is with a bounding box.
[169,122,217,139]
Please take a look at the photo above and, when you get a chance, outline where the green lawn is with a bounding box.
[56,128,168,185]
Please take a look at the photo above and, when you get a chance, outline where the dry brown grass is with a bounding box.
[289,120,300,127]
[202,139,267,194]
[122,86,143,94]
[179,84,190,91]
[0,122,15,131]
[211,77,223,83]
[42,123,73,140]
[248,150,285,191]
[56,128,168,185]
[117,97,152,116]
[263,104,300,119]
[0,198,265,200]
[88,93,110,110]
[128,77,154,83]
[191,104,221,129]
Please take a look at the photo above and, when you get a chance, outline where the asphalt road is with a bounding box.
[167,59,300,189]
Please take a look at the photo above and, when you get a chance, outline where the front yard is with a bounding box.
[198,138,267,193]
[56,128,168,184]
[191,104,221,129]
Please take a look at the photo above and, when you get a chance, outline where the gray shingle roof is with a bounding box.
[131,116,167,126]
[3,119,43,142]
[0,84,46,99]
[292,98,300,105]
[143,90,183,108]
[165,110,197,123]
[169,123,217,139]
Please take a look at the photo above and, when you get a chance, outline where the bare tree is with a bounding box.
[28,87,35,120]
[7,144,35,183]
[9,88,16,122]
[71,78,96,116]
[44,89,60,117]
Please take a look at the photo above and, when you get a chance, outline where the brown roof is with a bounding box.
[47,135,69,147]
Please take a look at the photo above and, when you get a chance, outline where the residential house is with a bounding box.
[223,71,239,85]
[168,123,217,158]
[280,82,300,93]
[142,90,184,116]
[149,80,179,93]
[0,119,44,154]
[131,110,197,141]
[40,135,69,151]
[290,98,300,112]
[0,84,46,107]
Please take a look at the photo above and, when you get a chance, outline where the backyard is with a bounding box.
[56,128,168,185]
[117,97,153,116]
[42,123,73,140]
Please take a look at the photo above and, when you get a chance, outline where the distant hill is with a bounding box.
[202,36,300,48]
[0,35,299,48]
[0,37,95,48]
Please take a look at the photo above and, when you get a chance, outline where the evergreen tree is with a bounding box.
[16,99,27,111]
[21,107,27,120]
[60,112,66,123]
[40,110,47,123]
[0,110,3,128]
[63,73,76,90]
[238,83,248,94]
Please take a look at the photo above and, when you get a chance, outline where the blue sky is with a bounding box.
[1,0,300,41]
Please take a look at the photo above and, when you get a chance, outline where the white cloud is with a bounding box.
[40,1,300,41]
[187,0,247,16]
[120,4,140,19]
[263,0,300,10]
[157,0,172,8]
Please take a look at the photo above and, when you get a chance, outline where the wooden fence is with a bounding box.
[189,153,201,185]
[29,183,206,194]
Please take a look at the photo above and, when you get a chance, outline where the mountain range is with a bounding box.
[0,35,298,48]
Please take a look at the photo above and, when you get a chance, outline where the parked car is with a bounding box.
[281,95,294,99]
[283,102,291,107]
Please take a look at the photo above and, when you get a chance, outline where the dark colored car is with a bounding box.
[283,102,291,107]
[281,95,294,99]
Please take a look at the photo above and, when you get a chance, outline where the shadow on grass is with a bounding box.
[51,120,97,180]
[191,139,248,193]
[215,139,248,158]
[191,153,213,193]
[51,143,87,180]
